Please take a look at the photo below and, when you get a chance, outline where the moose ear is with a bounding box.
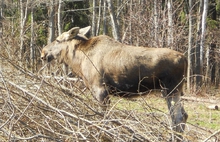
[56,27,80,42]
[79,26,91,35]
[77,26,91,40]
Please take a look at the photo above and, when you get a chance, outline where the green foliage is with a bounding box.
[36,26,47,46]
[180,10,186,24]
[207,18,219,30]
[216,1,220,15]
[62,1,90,31]
[64,22,71,31]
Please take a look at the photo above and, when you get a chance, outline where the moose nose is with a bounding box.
[41,54,46,60]
[41,51,47,60]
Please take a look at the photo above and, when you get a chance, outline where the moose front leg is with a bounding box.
[92,85,110,111]
[166,93,188,141]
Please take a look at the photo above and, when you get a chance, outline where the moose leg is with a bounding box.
[166,92,188,140]
[92,86,110,110]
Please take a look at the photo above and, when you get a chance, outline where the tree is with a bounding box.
[154,0,158,47]
[103,0,107,35]
[20,0,29,63]
[92,0,96,36]
[167,0,173,49]
[187,0,193,93]
[58,0,62,35]
[30,2,34,71]
[194,0,203,89]
[106,0,120,41]
[47,0,55,44]
[200,0,208,83]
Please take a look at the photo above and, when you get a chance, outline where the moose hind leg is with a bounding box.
[166,92,188,134]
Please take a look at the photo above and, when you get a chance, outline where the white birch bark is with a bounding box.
[20,0,29,62]
[167,0,173,49]
[96,0,102,35]
[200,0,209,77]
[187,0,192,93]
[154,0,158,47]
[103,0,107,35]
[92,0,96,36]
[0,0,3,34]
[58,0,62,35]
[129,0,132,44]
[30,5,34,71]
[47,0,55,44]
[107,0,120,41]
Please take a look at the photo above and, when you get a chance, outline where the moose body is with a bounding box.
[41,26,188,136]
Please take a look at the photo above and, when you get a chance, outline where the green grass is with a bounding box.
[110,94,220,131]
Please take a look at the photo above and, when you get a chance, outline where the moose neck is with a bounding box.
[61,40,86,77]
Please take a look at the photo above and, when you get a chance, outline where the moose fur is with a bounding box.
[41,26,188,135]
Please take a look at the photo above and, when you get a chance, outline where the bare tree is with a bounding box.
[103,0,107,35]
[201,0,208,83]
[48,0,55,44]
[96,0,102,35]
[92,0,96,36]
[167,0,173,49]
[30,3,34,72]
[58,0,62,35]
[187,0,193,93]
[154,0,158,47]
[0,0,3,35]
[20,0,29,63]
[106,0,120,41]
[195,0,203,89]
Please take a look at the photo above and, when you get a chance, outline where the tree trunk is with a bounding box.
[20,0,29,64]
[96,0,102,35]
[30,5,34,72]
[167,0,173,49]
[194,0,203,89]
[48,0,55,44]
[0,0,3,35]
[187,0,193,93]
[129,0,132,44]
[58,0,62,35]
[201,0,209,84]
[103,0,107,35]
[154,0,158,47]
[92,0,96,36]
[106,0,120,41]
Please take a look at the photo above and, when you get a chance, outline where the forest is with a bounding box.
[0,0,220,141]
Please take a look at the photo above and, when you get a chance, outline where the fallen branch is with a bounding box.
[182,96,217,104]
[206,105,219,110]
[203,129,220,142]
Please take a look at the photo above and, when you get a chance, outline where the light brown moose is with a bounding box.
[41,26,188,137]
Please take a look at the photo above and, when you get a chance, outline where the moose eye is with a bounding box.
[56,39,61,43]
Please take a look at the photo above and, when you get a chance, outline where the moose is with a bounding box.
[41,26,188,136]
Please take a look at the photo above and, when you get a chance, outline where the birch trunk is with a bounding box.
[96,0,102,35]
[129,0,132,44]
[107,0,120,41]
[30,5,34,72]
[200,0,209,83]
[0,0,3,35]
[195,0,203,89]
[167,0,173,49]
[154,0,158,47]
[48,0,55,44]
[20,0,29,63]
[103,0,107,35]
[92,0,96,36]
[187,0,193,93]
[58,0,62,35]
